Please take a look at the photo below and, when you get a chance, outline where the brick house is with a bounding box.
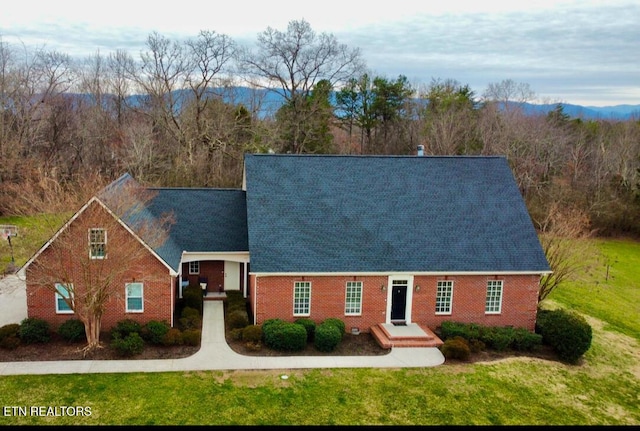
[20,153,550,345]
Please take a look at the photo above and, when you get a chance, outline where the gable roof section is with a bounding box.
[243,154,551,274]
[99,174,248,271]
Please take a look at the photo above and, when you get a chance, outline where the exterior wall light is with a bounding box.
[415,285,421,292]
[381,285,386,292]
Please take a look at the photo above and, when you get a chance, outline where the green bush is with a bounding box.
[141,320,170,345]
[181,328,201,346]
[536,309,592,363]
[162,328,183,346]
[321,318,345,336]
[58,319,86,343]
[440,336,471,360]
[19,318,51,344]
[263,320,307,351]
[110,319,142,340]
[179,306,202,330]
[0,323,21,349]
[482,326,515,351]
[242,325,263,343]
[314,322,342,352]
[295,318,316,342]
[512,327,543,351]
[0,323,20,341]
[227,309,249,330]
[111,332,145,357]
[182,284,203,314]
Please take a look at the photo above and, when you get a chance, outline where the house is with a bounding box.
[21,153,551,347]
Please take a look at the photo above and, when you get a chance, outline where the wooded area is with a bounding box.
[1,19,638,237]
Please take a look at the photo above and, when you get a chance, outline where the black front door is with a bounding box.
[390,281,408,321]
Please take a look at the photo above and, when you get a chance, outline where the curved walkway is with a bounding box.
[0,301,445,376]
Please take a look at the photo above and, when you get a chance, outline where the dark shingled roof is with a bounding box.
[243,154,550,274]
[99,174,248,272]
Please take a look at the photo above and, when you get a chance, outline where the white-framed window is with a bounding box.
[345,281,363,315]
[189,261,200,275]
[89,228,106,259]
[55,283,74,314]
[435,280,454,314]
[126,282,144,313]
[293,281,311,316]
[485,280,503,314]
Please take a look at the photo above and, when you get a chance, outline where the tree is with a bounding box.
[239,19,364,153]
[24,177,174,356]
[422,78,479,155]
[537,202,594,303]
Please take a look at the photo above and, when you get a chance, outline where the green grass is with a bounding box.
[0,213,70,272]
[546,237,640,340]
[0,221,638,425]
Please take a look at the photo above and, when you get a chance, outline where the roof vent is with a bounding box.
[417,145,425,156]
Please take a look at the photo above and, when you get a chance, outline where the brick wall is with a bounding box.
[249,273,540,332]
[25,200,175,331]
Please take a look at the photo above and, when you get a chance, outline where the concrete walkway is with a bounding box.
[0,276,445,376]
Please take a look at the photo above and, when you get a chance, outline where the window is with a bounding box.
[485,280,503,314]
[89,228,106,259]
[293,281,311,316]
[345,281,363,315]
[435,280,453,314]
[55,283,73,314]
[189,261,200,275]
[126,282,144,312]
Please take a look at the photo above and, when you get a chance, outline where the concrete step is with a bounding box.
[370,323,444,349]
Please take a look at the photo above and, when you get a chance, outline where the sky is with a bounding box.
[0,0,638,107]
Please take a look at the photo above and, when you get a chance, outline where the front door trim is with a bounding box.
[386,275,414,324]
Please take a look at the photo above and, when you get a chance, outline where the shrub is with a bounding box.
[162,328,183,346]
[295,318,316,342]
[58,319,86,343]
[111,332,145,357]
[179,306,202,330]
[229,328,244,341]
[440,336,471,360]
[181,329,201,346]
[19,318,51,344]
[227,309,249,330]
[263,321,307,351]
[536,308,592,363]
[321,318,345,336]
[314,322,342,352]
[242,325,263,343]
[111,319,142,340]
[0,323,20,341]
[0,323,21,349]
[141,320,170,345]
[512,327,543,351]
[482,326,515,351]
[182,284,203,314]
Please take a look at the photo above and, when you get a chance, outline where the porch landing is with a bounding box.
[370,323,443,349]
[203,292,227,301]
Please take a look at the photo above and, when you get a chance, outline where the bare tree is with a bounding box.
[238,19,364,153]
[537,202,594,303]
[24,178,174,356]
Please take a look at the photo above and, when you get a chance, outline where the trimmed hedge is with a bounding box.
[262,320,307,351]
[58,319,86,343]
[294,318,316,342]
[439,321,542,353]
[535,308,592,363]
[19,318,51,344]
[314,322,342,352]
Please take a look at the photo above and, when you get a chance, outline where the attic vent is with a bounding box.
[417,145,425,156]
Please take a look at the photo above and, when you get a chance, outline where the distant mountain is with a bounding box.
[521,103,640,121]
[120,87,639,121]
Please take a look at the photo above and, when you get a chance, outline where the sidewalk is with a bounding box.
[0,300,445,376]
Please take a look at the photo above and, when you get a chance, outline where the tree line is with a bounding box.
[0,19,639,237]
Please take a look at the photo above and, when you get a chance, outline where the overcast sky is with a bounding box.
[1,0,638,107]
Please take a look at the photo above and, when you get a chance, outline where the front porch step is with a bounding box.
[203,292,227,301]
[370,323,443,349]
